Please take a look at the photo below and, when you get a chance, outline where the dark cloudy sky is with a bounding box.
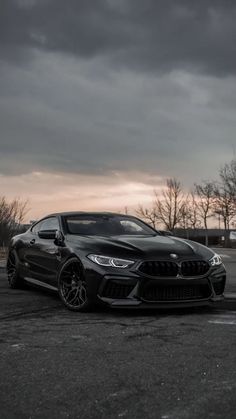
[1,0,236,219]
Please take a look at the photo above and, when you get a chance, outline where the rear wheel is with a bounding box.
[7,251,23,289]
[58,258,92,312]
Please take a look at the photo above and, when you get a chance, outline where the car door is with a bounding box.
[25,217,62,287]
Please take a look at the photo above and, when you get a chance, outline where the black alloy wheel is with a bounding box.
[58,258,92,311]
[7,251,22,288]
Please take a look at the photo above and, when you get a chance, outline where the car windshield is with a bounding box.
[65,215,157,236]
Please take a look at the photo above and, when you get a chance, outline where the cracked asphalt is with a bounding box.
[0,252,236,419]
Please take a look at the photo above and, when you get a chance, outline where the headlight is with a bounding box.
[209,253,222,266]
[87,254,135,268]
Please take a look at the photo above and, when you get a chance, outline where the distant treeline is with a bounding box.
[135,158,236,246]
[1,159,236,247]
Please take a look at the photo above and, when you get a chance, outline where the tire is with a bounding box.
[7,250,23,289]
[58,257,93,312]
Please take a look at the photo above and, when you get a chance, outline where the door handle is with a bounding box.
[29,239,36,245]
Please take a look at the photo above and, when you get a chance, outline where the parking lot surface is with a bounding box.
[0,250,236,419]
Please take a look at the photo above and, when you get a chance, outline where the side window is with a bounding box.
[39,217,60,231]
[31,218,60,234]
[31,221,43,234]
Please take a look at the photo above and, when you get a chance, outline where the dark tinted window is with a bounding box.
[65,215,156,236]
[31,221,43,234]
[31,217,59,233]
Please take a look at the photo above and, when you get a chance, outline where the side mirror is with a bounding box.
[54,230,65,246]
[38,230,56,240]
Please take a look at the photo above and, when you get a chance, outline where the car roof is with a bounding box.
[47,211,136,218]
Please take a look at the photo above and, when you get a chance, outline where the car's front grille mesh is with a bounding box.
[138,261,178,277]
[138,260,210,278]
[141,283,211,302]
[181,261,209,277]
[102,281,134,299]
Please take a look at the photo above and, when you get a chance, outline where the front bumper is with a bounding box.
[88,264,226,309]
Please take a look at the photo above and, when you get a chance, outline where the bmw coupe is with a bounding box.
[7,212,226,311]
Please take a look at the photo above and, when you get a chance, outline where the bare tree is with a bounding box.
[194,182,215,246]
[219,159,236,198]
[136,204,159,229]
[136,179,186,231]
[179,192,201,233]
[213,186,236,231]
[123,206,129,215]
[188,192,202,230]
[0,197,29,246]
[213,163,236,246]
[154,178,186,231]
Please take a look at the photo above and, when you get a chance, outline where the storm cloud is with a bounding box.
[1,0,236,75]
[0,0,236,193]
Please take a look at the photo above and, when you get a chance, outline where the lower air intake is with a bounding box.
[213,279,225,295]
[140,283,211,302]
[102,281,134,299]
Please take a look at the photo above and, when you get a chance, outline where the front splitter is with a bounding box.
[97,295,224,309]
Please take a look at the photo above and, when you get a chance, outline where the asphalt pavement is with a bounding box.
[0,251,236,419]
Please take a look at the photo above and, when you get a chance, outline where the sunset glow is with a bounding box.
[0,171,164,221]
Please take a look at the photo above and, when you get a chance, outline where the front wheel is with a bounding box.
[58,258,93,312]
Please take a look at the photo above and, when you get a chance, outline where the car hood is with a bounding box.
[67,234,214,260]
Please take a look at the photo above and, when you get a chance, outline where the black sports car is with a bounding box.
[7,212,226,311]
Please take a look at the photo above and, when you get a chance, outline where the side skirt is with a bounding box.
[24,277,58,292]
